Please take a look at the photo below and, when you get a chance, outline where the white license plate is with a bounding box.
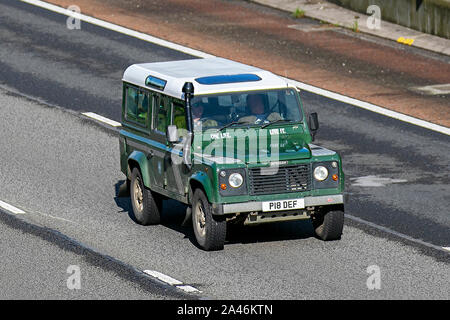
[262,198,305,212]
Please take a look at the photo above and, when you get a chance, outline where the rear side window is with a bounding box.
[136,91,149,126]
[125,86,138,122]
[125,85,150,127]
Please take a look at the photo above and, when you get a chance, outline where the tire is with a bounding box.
[192,189,227,251]
[130,167,161,225]
[312,206,344,241]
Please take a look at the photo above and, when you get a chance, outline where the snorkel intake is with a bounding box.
[183,82,195,169]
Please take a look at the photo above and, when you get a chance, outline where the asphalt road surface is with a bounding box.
[0,211,190,299]
[0,0,449,299]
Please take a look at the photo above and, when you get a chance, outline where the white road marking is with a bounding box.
[0,200,26,214]
[81,112,121,127]
[21,0,450,136]
[20,0,214,59]
[286,79,450,136]
[143,270,183,286]
[143,270,203,293]
[176,285,202,293]
[350,175,408,187]
[346,214,450,254]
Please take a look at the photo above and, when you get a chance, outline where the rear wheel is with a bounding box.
[192,189,226,251]
[312,206,344,241]
[130,167,161,225]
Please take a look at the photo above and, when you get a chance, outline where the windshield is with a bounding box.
[190,88,303,131]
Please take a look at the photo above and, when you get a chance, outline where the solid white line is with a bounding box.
[346,214,450,254]
[21,0,450,136]
[20,0,214,59]
[143,270,183,286]
[81,112,121,127]
[287,79,450,136]
[0,200,26,214]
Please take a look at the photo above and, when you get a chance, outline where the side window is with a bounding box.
[284,90,301,120]
[155,96,170,133]
[125,85,150,127]
[172,101,187,137]
[136,91,149,126]
[125,86,138,122]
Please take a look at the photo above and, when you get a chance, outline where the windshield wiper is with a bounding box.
[261,119,294,129]
[216,121,240,132]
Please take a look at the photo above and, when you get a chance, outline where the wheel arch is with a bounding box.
[188,172,215,204]
[127,150,152,189]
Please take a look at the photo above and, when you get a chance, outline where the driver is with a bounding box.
[239,94,282,124]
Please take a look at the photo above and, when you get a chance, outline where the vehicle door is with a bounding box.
[165,100,189,196]
[148,93,171,191]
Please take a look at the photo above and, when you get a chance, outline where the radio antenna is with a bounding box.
[285,70,289,88]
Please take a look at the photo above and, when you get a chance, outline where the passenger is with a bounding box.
[192,102,218,129]
[192,102,204,124]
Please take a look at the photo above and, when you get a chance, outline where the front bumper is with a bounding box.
[211,194,344,215]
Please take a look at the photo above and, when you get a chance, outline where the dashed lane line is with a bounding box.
[81,112,122,127]
[143,270,183,286]
[144,270,202,293]
[0,200,26,214]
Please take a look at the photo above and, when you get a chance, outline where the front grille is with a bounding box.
[248,164,311,195]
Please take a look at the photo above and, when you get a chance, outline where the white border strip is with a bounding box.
[287,79,450,136]
[20,0,215,59]
[20,0,450,136]
[82,112,121,127]
[0,200,26,214]
[346,214,449,254]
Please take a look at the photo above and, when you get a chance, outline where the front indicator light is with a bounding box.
[228,173,244,188]
[220,184,227,190]
[314,166,328,181]
[332,174,338,181]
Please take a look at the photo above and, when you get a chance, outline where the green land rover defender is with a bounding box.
[119,58,345,251]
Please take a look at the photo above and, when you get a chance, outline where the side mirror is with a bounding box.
[167,125,179,143]
[308,112,319,141]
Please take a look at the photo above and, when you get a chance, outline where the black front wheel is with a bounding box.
[312,206,344,241]
[192,189,227,251]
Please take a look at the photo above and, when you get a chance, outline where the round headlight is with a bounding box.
[228,173,243,188]
[314,166,328,181]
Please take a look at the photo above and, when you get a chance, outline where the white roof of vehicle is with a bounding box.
[122,57,293,99]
